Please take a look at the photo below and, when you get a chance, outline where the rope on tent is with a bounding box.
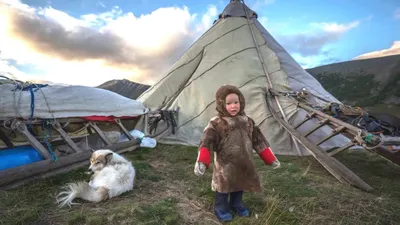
[241,0,303,156]
[42,119,57,162]
[11,83,49,129]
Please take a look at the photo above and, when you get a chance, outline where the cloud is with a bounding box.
[395,8,400,20]
[197,5,218,31]
[353,41,400,60]
[277,20,359,57]
[0,0,219,86]
[8,8,135,65]
[292,53,340,69]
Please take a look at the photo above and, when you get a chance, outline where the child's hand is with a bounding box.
[194,162,207,176]
[271,160,281,169]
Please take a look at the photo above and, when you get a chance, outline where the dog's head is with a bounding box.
[88,150,114,172]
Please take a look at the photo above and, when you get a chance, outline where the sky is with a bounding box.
[0,0,399,87]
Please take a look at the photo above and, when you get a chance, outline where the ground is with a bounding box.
[0,144,399,225]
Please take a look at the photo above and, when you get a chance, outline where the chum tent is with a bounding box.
[135,0,350,156]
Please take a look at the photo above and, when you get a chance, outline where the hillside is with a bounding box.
[97,79,150,100]
[306,54,400,108]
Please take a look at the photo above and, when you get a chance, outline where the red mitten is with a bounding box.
[258,147,277,165]
[197,147,211,168]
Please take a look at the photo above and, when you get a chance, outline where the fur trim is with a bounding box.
[215,85,246,117]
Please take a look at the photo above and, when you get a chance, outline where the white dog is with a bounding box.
[56,149,136,207]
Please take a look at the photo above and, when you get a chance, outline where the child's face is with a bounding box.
[225,93,240,116]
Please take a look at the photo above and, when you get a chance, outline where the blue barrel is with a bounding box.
[0,146,45,171]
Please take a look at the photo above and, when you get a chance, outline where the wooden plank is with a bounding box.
[14,121,52,159]
[52,122,83,152]
[304,118,329,137]
[89,122,112,145]
[328,142,356,156]
[317,126,346,146]
[266,97,373,192]
[114,118,134,140]
[0,128,14,148]
[1,160,91,191]
[0,151,92,188]
[294,113,315,129]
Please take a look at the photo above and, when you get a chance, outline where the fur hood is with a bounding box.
[215,85,246,117]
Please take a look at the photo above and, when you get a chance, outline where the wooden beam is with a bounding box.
[304,118,330,137]
[52,122,83,152]
[0,150,92,188]
[328,142,356,156]
[294,112,315,129]
[317,126,346,146]
[13,121,52,159]
[0,129,14,148]
[89,122,112,145]
[114,118,134,141]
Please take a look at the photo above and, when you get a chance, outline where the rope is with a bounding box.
[42,119,57,162]
[363,133,385,150]
[11,83,50,128]
[338,104,365,116]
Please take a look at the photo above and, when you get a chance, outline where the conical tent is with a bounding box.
[136,0,350,156]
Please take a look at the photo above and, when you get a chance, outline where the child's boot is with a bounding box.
[214,192,233,222]
[229,191,250,217]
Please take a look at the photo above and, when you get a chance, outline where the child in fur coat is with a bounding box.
[194,84,280,222]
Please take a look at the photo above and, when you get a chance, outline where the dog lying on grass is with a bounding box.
[56,149,136,207]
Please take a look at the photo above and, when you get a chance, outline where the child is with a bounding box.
[194,84,281,222]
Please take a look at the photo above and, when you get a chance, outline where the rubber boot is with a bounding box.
[214,192,233,222]
[229,191,250,217]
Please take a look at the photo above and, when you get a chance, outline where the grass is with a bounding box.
[0,144,399,225]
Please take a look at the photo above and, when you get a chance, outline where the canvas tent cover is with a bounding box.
[136,0,350,156]
[0,83,149,120]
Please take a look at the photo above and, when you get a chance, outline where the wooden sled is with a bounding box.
[0,108,179,190]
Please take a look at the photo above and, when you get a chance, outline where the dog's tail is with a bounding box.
[56,181,109,208]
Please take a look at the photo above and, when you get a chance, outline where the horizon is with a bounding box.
[1,0,399,87]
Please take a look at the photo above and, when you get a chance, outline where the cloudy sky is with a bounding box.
[1,0,399,86]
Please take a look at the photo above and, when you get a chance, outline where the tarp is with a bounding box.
[0,83,150,120]
[135,0,350,156]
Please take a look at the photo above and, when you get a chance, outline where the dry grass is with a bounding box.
[0,144,399,225]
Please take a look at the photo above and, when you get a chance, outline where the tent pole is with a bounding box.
[241,0,303,156]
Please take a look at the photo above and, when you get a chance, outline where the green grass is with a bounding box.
[0,144,399,225]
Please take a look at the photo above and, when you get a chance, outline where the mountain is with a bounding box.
[97,55,400,116]
[306,55,400,113]
[97,79,150,100]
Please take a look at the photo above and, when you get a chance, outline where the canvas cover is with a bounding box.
[136,0,350,156]
[0,83,149,120]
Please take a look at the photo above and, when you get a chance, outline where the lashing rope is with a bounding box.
[42,119,57,162]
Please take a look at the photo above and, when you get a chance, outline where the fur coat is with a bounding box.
[197,85,274,193]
